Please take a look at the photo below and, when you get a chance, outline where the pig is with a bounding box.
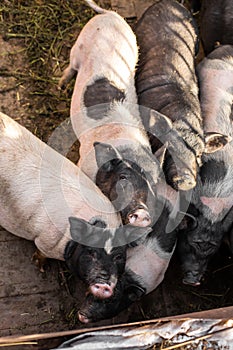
[200,0,233,55]
[77,179,183,323]
[59,0,170,227]
[135,0,223,191]
[176,44,233,286]
[0,111,150,299]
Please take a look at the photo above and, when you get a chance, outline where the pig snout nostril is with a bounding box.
[128,209,151,227]
[90,283,113,299]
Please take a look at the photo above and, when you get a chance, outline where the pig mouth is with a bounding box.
[126,206,151,227]
[182,271,202,286]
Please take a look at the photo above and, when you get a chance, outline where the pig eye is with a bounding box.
[113,254,123,262]
[86,248,97,258]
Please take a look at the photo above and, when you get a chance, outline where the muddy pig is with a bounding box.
[200,0,233,55]
[135,0,222,191]
[59,0,170,227]
[77,179,183,323]
[0,112,150,299]
[177,45,233,286]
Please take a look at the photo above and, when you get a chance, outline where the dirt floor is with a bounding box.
[0,1,233,349]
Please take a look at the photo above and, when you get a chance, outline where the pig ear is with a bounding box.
[204,132,231,153]
[126,284,146,301]
[94,142,122,170]
[177,212,198,231]
[115,225,152,246]
[154,143,167,167]
[69,217,105,247]
[148,109,173,139]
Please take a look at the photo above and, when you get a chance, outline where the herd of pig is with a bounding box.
[1,0,233,323]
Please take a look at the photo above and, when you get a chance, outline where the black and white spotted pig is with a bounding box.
[0,112,150,299]
[200,0,233,55]
[177,45,233,286]
[77,180,182,323]
[135,0,222,191]
[59,0,169,227]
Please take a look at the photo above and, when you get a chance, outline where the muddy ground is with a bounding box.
[0,1,233,349]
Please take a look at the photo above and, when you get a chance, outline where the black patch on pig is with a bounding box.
[200,160,227,184]
[84,78,126,119]
[151,205,177,254]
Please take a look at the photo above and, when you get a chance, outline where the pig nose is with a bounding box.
[90,283,113,299]
[127,208,151,227]
[182,272,201,286]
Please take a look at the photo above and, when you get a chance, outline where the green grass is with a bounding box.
[0,0,94,138]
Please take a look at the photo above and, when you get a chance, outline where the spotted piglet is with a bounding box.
[177,45,233,286]
[59,0,169,227]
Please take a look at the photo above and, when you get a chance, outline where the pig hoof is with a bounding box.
[90,283,113,299]
[78,312,90,324]
[32,249,47,273]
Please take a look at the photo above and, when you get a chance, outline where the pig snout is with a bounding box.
[89,282,115,299]
[182,271,202,286]
[127,207,151,227]
[164,154,197,191]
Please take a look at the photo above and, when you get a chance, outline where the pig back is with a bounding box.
[197,45,233,137]
[0,112,121,259]
[135,0,200,119]
[70,10,138,122]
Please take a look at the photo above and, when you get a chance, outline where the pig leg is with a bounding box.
[59,64,77,89]
[32,249,48,273]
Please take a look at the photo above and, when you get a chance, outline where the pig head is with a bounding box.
[177,202,233,286]
[94,141,160,227]
[77,180,181,322]
[65,217,152,299]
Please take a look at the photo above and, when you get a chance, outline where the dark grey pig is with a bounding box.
[177,45,233,286]
[200,0,233,55]
[135,0,221,191]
